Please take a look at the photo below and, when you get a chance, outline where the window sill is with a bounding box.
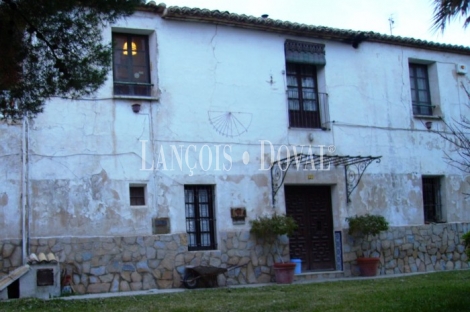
[425,220,446,224]
[130,205,148,209]
[288,126,330,131]
[413,115,442,120]
[187,248,219,252]
[114,95,159,101]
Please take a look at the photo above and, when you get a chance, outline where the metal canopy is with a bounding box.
[270,153,382,205]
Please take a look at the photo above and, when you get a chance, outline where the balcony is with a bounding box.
[288,92,330,130]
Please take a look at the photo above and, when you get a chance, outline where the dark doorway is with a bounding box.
[285,185,335,271]
[8,279,20,299]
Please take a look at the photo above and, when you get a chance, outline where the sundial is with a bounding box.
[208,111,252,137]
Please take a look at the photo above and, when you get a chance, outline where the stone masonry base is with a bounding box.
[0,223,469,294]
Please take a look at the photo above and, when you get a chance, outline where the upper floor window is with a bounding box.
[286,63,321,128]
[285,40,328,129]
[409,63,432,116]
[113,33,151,96]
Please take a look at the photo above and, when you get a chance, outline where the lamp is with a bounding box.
[123,41,137,56]
[131,103,141,113]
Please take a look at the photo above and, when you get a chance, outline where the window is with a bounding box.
[284,40,328,129]
[422,177,443,223]
[130,185,146,206]
[184,185,216,251]
[286,63,321,128]
[409,63,432,116]
[113,33,151,96]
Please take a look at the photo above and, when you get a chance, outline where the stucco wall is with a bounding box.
[0,123,22,239]
[0,12,469,237]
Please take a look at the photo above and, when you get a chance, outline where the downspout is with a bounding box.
[21,114,30,264]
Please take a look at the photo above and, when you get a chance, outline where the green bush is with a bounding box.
[250,214,298,263]
[462,231,470,258]
[346,214,389,237]
[250,214,298,240]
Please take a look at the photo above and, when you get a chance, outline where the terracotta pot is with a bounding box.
[357,257,380,276]
[273,262,296,284]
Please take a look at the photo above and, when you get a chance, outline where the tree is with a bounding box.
[430,1,470,184]
[432,0,470,31]
[434,85,470,175]
[0,0,141,120]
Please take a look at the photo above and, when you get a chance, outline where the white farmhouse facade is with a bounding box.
[1,3,470,294]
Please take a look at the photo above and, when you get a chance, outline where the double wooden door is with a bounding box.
[285,185,335,271]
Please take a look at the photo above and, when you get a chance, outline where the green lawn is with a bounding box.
[2,270,470,312]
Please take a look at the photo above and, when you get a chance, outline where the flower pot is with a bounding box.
[273,262,296,284]
[357,257,380,276]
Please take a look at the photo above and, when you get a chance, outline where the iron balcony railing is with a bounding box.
[287,92,330,130]
[114,81,153,97]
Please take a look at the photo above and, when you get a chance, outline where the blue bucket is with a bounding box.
[291,259,302,274]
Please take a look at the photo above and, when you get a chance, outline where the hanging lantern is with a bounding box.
[123,41,137,55]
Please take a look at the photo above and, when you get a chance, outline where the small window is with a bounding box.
[422,177,444,223]
[113,33,151,96]
[409,63,432,116]
[37,269,54,286]
[130,185,146,206]
[184,185,216,251]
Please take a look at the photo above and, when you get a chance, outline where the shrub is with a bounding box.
[462,231,470,258]
[250,214,298,263]
[250,214,298,240]
[346,214,389,237]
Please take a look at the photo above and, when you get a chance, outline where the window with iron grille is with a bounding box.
[422,177,443,223]
[286,63,322,128]
[409,63,433,116]
[284,40,328,129]
[113,33,151,96]
[184,185,216,251]
[130,185,146,206]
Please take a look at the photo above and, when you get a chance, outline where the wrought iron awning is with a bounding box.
[270,153,382,205]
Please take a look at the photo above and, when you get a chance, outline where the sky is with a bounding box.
[163,0,470,46]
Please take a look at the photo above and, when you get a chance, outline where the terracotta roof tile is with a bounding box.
[141,3,470,55]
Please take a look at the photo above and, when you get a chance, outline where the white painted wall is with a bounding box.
[1,10,470,241]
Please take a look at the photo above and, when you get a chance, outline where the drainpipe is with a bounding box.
[21,114,30,264]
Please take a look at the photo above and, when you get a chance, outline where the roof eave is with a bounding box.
[139,4,470,55]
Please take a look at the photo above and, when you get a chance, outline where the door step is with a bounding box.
[294,271,344,283]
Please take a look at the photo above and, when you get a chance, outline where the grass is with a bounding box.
[2,270,470,311]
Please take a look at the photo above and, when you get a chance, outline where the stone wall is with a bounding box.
[342,223,470,276]
[2,223,469,294]
[0,239,22,279]
[0,231,287,294]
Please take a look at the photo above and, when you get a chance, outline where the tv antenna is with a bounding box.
[388,15,395,35]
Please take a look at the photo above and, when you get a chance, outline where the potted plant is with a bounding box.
[346,214,389,276]
[250,214,298,284]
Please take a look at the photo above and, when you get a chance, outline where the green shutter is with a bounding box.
[285,40,326,65]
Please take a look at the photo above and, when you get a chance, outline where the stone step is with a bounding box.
[294,271,344,283]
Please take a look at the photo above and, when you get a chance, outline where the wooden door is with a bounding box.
[285,185,335,271]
